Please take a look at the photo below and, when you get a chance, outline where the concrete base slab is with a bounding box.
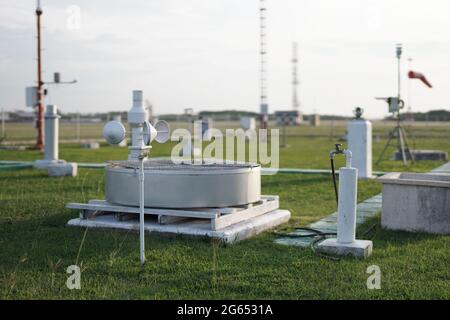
[34,159,66,169]
[67,209,291,244]
[48,162,78,177]
[316,238,373,259]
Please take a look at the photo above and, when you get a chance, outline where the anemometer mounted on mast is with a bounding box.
[375,44,414,166]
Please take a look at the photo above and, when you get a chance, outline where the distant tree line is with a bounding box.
[385,109,450,121]
[5,108,448,122]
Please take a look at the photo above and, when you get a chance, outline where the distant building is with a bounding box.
[0,111,10,121]
[310,114,321,127]
[274,110,302,126]
[11,110,35,122]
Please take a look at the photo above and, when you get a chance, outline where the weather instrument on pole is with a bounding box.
[375,44,414,166]
[103,90,170,265]
[30,1,77,151]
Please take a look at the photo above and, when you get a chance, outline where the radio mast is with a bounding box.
[259,0,268,129]
[35,0,44,151]
[292,42,300,111]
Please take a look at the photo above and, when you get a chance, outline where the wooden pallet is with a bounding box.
[66,195,279,231]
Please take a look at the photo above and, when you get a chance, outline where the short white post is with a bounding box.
[317,149,373,258]
[337,166,358,244]
[44,105,59,161]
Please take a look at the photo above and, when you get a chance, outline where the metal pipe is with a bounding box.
[35,1,44,151]
[139,156,145,265]
[343,149,352,168]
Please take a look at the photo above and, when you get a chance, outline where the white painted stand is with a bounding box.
[67,195,281,231]
[66,196,289,243]
[67,209,291,244]
[317,155,373,258]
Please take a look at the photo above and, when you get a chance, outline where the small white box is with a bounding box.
[26,87,38,107]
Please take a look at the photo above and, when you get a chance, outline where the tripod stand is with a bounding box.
[377,114,414,166]
[377,44,415,166]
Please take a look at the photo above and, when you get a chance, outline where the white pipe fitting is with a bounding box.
[344,149,352,168]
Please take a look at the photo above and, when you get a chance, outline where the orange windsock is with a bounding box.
[408,70,433,88]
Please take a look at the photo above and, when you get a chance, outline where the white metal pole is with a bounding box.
[139,156,145,265]
[407,57,413,114]
[76,112,80,142]
[1,108,5,137]
[337,167,357,244]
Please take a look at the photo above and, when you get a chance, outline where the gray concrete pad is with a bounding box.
[34,159,66,169]
[316,238,373,259]
[48,162,78,177]
[67,209,291,244]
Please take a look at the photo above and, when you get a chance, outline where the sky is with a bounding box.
[1,0,449,119]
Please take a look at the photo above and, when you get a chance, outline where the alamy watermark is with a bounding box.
[66,5,81,30]
[366,265,381,290]
[66,265,81,290]
[170,121,279,174]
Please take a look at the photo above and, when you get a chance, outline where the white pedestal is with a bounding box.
[48,162,78,177]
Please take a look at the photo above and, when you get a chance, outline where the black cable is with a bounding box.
[330,158,339,205]
[273,227,339,260]
[273,228,336,238]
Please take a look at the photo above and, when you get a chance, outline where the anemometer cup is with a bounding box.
[103,121,126,145]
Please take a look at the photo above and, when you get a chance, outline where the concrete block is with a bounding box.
[35,159,65,169]
[48,162,78,177]
[316,238,373,259]
[81,142,100,149]
[378,172,450,234]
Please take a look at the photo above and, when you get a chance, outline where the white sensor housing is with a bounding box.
[103,121,126,145]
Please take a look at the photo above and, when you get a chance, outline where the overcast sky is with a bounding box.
[1,0,449,118]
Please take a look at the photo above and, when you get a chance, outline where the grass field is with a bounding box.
[1,122,449,299]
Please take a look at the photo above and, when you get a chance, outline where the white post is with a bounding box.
[76,112,80,142]
[127,90,149,265]
[336,166,358,244]
[317,149,372,258]
[1,108,5,137]
[44,105,59,161]
[139,156,145,265]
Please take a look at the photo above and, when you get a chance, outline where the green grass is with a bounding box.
[1,123,449,299]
